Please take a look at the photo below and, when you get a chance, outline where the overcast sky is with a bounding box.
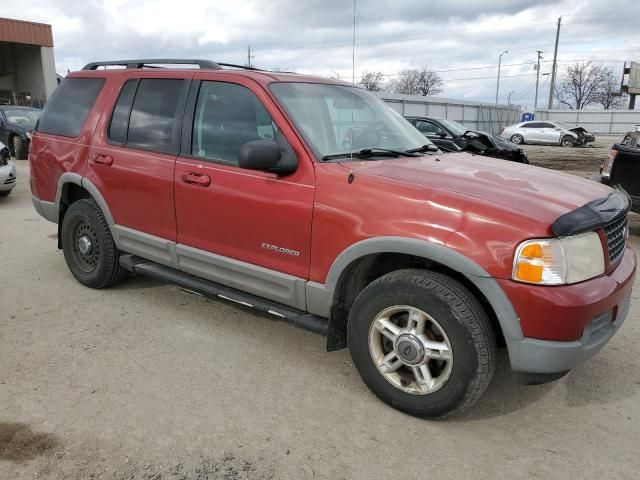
[4,0,639,108]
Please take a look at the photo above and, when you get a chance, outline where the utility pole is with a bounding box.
[547,17,561,109]
[247,45,253,68]
[534,50,543,110]
[495,50,508,103]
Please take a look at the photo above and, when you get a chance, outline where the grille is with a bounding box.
[604,215,628,264]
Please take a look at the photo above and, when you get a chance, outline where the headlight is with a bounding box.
[26,132,32,140]
[512,232,605,285]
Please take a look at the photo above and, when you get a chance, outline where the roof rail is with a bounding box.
[216,62,265,72]
[82,59,222,70]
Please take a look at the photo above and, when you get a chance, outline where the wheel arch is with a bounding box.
[55,173,115,248]
[317,237,523,351]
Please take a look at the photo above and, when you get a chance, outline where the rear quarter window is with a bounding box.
[37,78,105,137]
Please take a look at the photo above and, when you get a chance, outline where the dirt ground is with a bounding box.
[2,158,640,479]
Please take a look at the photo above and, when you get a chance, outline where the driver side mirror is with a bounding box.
[238,140,298,175]
[437,130,447,138]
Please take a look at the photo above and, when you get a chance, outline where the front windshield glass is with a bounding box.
[3,108,40,129]
[438,119,468,137]
[270,82,432,159]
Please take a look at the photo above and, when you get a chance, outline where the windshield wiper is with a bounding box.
[321,147,421,161]
[404,144,440,154]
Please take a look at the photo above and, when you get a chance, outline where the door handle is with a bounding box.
[181,172,211,187]
[92,153,113,166]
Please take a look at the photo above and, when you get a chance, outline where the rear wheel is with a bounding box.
[510,134,524,145]
[347,269,496,419]
[12,136,26,160]
[61,199,127,288]
[561,135,575,147]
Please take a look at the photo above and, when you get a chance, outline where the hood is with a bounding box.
[8,124,33,136]
[341,152,612,224]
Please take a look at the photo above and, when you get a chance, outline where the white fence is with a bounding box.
[378,93,522,135]
[534,109,640,135]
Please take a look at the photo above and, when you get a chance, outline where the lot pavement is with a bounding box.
[1,159,640,479]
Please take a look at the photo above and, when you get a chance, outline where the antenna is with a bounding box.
[350,0,356,162]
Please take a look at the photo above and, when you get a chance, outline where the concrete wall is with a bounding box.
[378,92,522,134]
[535,109,640,135]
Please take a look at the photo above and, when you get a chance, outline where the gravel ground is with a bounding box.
[1,159,640,479]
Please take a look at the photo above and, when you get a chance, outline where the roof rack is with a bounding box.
[216,62,265,72]
[82,59,223,70]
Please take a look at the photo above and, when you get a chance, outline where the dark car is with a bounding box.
[0,106,41,159]
[406,116,528,163]
[598,131,640,213]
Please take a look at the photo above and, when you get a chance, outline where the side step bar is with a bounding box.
[119,254,328,335]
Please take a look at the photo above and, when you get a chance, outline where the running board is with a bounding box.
[119,254,328,335]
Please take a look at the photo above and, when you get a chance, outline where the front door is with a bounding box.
[173,75,315,308]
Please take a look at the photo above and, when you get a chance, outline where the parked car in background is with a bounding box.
[500,120,595,147]
[0,106,42,159]
[406,116,528,163]
[0,140,16,197]
[597,131,640,213]
[30,59,635,419]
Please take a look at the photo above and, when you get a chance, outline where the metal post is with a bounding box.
[548,17,561,109]
[496,51,508,103]
[534,51,543,110]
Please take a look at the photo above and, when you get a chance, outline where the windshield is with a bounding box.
[3,108,40,129]
[270,82,432,159]
[438,119,468,137]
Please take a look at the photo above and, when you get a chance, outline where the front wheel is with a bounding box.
[347,269,496,419]
[561,135,575,147]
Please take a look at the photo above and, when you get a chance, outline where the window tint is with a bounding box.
[108,80,138,144]
[192,82,276,164]
[416,120,442,135]
[540,123,556,128]
[37,78,104,137]
[127,79,184,153]
[524,122,541,128]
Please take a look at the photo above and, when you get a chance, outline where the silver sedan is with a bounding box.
[0,141,16,197]
[500,120,595,147]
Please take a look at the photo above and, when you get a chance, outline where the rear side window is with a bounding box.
[37,78,104,137]
[126,79,185,153]
[108,80,138,144]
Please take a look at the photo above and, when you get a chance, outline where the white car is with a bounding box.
[0,140,16,197]
[500,121,595,147]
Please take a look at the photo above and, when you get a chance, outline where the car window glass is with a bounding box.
[192,81,277,165]
[416,120,440,134]
[541,123,555,128]
[108,80,138,144]
[525,123,542,128]
[127,78,184,153]
[37,78,104,137]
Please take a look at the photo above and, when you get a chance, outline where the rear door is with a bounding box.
[85,71,191,261]
[173,74,315,308]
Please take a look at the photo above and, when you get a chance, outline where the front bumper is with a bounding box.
[503,246,636,374]
[0,161,17,192]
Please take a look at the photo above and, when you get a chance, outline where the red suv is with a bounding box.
[30,59,635,418]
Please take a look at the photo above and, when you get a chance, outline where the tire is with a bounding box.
[12,136,26,160]
[510,134,524,145]
[0,190,10,197]
[347,269,496,419]
[61,199,127,288]
[561,135,575,148]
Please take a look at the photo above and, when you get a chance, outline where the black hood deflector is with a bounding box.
[552,188,631,237]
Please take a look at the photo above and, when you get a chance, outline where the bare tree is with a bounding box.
[359,71,385,92]
[388,68,443,96]
[554,62,615,109]
[595,69,625,110]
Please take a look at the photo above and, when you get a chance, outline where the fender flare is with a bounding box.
[315,237,523,342]
[55,173,115,226]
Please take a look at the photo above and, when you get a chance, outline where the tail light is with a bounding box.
[601,149,618,178]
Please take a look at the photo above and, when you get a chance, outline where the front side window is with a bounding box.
[270,82,431,160]
[191,81,277,165]
[416,120,441,135]
[37,78,105,137]
[126,79,185,153]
